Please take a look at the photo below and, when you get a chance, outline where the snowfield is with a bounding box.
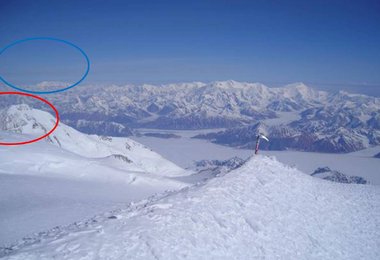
[0,105,188,245]
[0,105,186,177]
[2,156,379,260]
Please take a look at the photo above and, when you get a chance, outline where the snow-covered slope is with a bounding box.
[0,105,190,246]
[3,156,379,259]
[0,132,187,245]
[0,104,185,177]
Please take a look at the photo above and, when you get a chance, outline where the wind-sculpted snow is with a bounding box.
[3,156,379,259]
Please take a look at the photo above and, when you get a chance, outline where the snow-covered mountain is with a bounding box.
[0,104,185,177]
[0,104,191,245]
[40,81,330,129]
[2,156,379,259]
[193,120,379,153]
[4,81,379,152]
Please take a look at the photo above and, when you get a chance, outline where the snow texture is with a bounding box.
[2,156,379,260]
[0,106,189,245]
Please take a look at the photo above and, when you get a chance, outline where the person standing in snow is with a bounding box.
[255,133,269,154]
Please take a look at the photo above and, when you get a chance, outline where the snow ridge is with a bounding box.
[3,156,379,260]
[0,104,185,177]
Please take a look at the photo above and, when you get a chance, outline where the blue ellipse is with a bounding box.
[0,37,90,94]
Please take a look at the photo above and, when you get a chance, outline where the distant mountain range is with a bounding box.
[2,80,379,153]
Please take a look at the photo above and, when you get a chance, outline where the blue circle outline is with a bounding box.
[0,37,90,94]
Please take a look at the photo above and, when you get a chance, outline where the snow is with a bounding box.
[0,107,190,246]
[262,149,380,185]
[262,111,301,126]
[131,129,380,184]
[0,105,186,177]
[131,129,252,169]
[2,156,379,259]
[0,174,172,245]
[0,131,188,246]
[1,102,379,259]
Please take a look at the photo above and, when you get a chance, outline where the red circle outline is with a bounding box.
[0,92,60,146]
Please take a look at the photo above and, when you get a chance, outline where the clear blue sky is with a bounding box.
[0,0,379,93]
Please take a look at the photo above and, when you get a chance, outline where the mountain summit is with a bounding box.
[2,156,379,259]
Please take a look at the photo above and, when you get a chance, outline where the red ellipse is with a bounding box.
[0,92,60,146]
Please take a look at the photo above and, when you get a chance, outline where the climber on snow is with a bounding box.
[255,133,269,154]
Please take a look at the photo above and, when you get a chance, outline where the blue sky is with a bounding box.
[0,0,379,94]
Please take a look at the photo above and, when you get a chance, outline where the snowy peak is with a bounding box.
[283,82,313,96]
[0,104,56,135]
[4,156,379,259]
[209,80,267,90]
[283,82,310,92]
[0,105,186,177]
[5,81,378,153]
[42,81,331,130]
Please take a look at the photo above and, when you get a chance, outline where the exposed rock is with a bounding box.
[311,167,367,184]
